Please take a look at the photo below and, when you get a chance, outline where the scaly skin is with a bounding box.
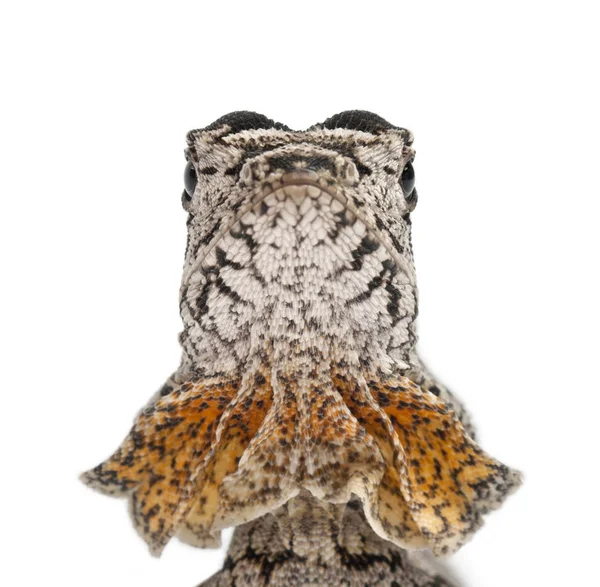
[81,111,521,586]
[200,492,453,587]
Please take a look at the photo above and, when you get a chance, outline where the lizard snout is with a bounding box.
[240,146,360,189]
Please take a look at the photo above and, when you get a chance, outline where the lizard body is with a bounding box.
[81,111,521,586]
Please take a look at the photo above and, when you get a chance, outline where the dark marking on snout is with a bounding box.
[224,144,373,181]
[266,154,337,175]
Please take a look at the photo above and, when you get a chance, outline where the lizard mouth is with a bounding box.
[258,170,345,203]
[256,170,416,286]
[182,169,416,287]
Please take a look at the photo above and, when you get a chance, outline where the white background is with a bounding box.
[1,1,598,586]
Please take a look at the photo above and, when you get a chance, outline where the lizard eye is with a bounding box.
[400,160,418,210]
[184,161,197,199]
[400,160,415,196]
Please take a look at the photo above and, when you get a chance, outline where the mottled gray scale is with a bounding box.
[180,138,417,377]
[199,493,452,587]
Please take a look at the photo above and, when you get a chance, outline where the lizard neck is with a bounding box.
[205,492,453,586]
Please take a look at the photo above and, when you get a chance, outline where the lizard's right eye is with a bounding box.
[184,161,197,198]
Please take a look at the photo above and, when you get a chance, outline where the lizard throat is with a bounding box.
[179,180,418,377]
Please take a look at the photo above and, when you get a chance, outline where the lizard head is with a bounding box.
[180,110,420,376]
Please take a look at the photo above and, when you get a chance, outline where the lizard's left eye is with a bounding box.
[184,161,197,198]
[400,160,415,196]
[400,160,418,211]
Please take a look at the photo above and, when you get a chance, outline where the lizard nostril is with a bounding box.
[240,163,253,186]
[342,162,359,185]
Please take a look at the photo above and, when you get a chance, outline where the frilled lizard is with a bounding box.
[81,111,521,586]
